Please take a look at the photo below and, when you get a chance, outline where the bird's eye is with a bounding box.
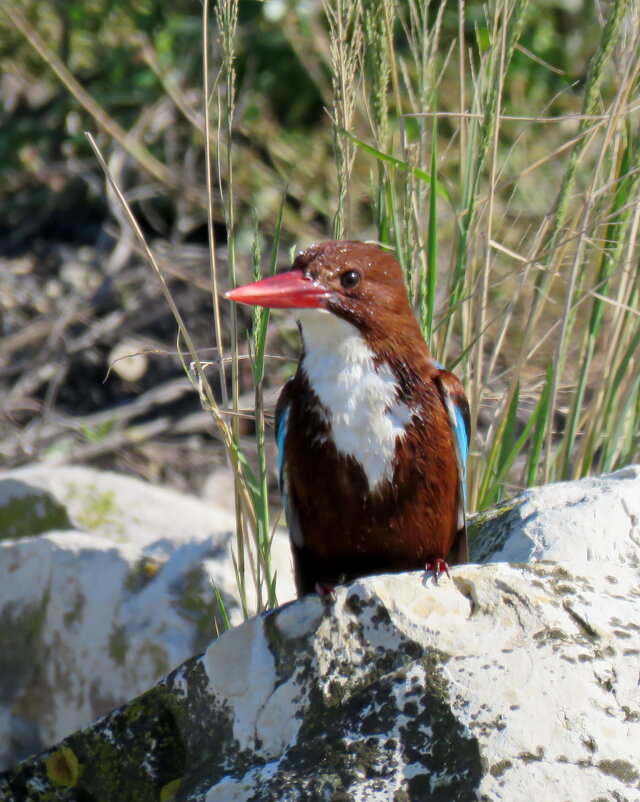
[340,270,361,290]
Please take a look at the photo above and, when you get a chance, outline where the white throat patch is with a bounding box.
[297,309,412,490]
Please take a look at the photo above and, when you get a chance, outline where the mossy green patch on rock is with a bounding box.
[69,485,120,534]
[596,758,639,784]
[489,759,512,777]
[46,746,79,787]
[125,555,163,593]
[0,485,72,541]
[517,747,545,763]
[467,497,527,563]
[139,641,170,679]
[0,663,229,801]
[274,598,476,797]
[418,649,453,703]
[0,591,50,702]
[62,592,86,629]
[160,777,182,801]
[263,604,317,686]
[259,645,482,802]
[24,589,51,640]
[171,566,225,654]
[108,624,128,666]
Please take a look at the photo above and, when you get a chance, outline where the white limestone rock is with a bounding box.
[195,564,640,801]
[470,465,640,565]
[0,465,295,770]
[2,561,639,801]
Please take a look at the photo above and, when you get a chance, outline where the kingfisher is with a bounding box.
[226,240,470,597]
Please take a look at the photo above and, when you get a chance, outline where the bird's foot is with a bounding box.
[425,558,450,582]
[314,574,347,601]
[314,580,338,601]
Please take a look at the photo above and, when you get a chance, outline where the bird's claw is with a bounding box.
[314,573,347,601]
[315,580,338,601]
[425,558,450,582]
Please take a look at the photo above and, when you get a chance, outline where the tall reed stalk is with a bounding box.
[325,0,363,238]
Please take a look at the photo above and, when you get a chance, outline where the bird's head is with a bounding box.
[225,240,416,340]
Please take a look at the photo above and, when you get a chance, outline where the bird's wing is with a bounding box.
[434,369,470,564]
[275,379,304,549]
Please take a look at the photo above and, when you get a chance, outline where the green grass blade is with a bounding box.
[592,324,640,472]
[246,193,287,613]
[211,580,232,636]
[525,364,553,487]
[421,112,439,343]
[342,128,454,206]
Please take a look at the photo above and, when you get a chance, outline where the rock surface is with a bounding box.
[469,465,640,565]
[2,562,639,801]
[1,466,639,800]
[0,465,295,771]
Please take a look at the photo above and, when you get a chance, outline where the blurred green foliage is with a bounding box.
[0,0,608,251]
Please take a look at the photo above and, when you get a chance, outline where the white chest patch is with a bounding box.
[297,309,413,490]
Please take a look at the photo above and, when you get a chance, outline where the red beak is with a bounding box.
[225,270,329,309]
